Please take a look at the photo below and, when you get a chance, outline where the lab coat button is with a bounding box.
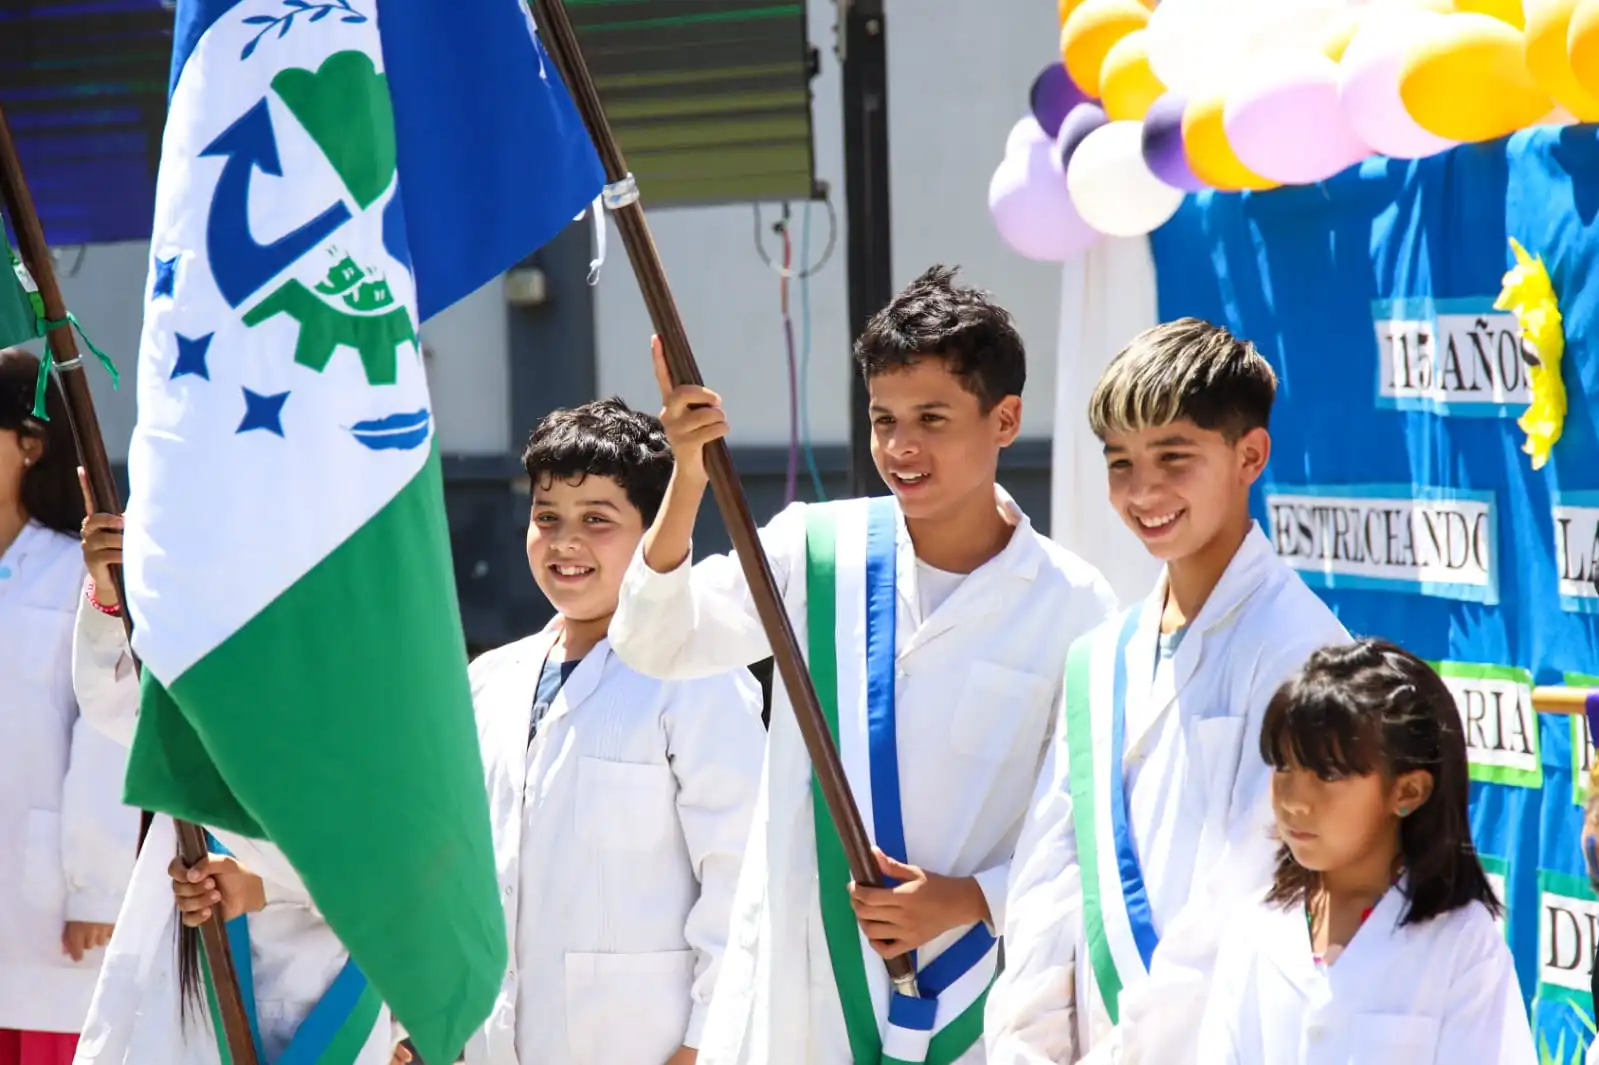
[503,884,514,898]
[1306,1025,1324,1044]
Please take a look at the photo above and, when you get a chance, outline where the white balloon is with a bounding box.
[1149,0,1354,98]
[1066,120,1185,237]
[1005,116,1049,158]
[1146,0,1256,98]
[1246,0,1347,55]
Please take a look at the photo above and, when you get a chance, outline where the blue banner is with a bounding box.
[1152,125,1599,1061]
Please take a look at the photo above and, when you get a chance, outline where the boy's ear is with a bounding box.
[1236,426,1270,485]
[992,395,1022,446]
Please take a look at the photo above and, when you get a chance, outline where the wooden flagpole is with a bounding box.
[529,0,920,998]
[0,102,262,1065]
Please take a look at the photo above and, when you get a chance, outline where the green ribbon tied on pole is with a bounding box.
[3,217,120,421]
[31,312,121,420]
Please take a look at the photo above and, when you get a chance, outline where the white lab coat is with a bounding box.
[462,632,764,1065]
[68,601,395,1065]
[987,524,1350,1065]
[1196,883,1536,1065]
[0,522,138,1033]
[608,489,1118,1065]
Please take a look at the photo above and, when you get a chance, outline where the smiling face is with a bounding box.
[1101,417,1268,562]
[525,472,645,623]
[867,355,1020,521]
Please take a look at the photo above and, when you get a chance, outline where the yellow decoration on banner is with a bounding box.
[1493,239,1567,470]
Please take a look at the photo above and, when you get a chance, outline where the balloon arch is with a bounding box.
[990,0,1599,258]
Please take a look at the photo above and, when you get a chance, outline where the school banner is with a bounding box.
[1151,125,1599,1061]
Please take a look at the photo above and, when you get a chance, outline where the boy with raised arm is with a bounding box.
[611,266,1117,1065]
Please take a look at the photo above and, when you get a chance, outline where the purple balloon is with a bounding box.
[1030,63,1092,140]
[1055,103,1108,172]
[1141,92,1205,193]
[988,135,1100,263]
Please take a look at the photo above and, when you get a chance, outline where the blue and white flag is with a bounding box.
[121,2,603,1062]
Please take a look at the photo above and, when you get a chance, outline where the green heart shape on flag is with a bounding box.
[273,50,398,211]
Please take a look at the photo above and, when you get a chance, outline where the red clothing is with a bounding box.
[0,1029,80,1065]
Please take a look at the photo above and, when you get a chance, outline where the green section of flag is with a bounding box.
[125,446,506,1065]
[1,218,41,349]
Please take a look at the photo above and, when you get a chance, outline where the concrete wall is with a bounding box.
[590,0,1069,447]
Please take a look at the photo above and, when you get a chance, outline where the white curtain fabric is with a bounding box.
[1049,237,1164,607]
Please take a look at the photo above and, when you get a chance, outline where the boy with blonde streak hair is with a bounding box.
[985,319,1349,1065]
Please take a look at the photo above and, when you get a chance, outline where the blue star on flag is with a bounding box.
[237,388,289,437]
[152,255,179,299]
[171,333,214,381]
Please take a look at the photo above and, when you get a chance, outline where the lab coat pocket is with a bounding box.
[1350,1013,1440,1059]
[564,949,695,1065]
[1190,716,1247,806]
[3,604,70,691]
[23,807,66,912]
[951,662,1053,762]
[578,757,677,852]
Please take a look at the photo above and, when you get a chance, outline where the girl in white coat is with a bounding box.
[0,349,137,1065]
[1196,639,1536,1065]
[67,505,406,1065]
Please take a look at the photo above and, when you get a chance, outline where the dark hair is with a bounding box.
[1088,317,1276,442]
[521,397,672,525]
[853,264,1025,411]
[0,348,83,534]
[1259,638,1501,926]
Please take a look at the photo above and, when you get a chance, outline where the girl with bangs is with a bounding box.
[1195,638,1535,1065]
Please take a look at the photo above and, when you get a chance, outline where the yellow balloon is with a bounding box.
[1569,0,1599,100]
[1181,91,1276,192]
[1099,30,1166,121]
[1060,0,1151,98]
[1318,8,1362,62]
[1525,0,1599,119]
[1453,0,1524,28]
[1399,13,1550,141]
[1061,0,1152,23]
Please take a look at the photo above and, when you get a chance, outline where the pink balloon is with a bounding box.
[987,137,1101,262]
[1224,53,1370,184]
[1338,8,1456,160]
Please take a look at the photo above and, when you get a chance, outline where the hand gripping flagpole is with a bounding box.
[529,0,921,1001]
[0,102,263,1065]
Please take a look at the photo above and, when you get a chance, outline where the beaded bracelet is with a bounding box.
[86,578,122,617]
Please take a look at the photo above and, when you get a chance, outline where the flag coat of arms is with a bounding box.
[122,2,602,1061]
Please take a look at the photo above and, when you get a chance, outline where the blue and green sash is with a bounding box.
[1063,609,1159,1023]
[199,835,383,1065]
[805,497,997,1065]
